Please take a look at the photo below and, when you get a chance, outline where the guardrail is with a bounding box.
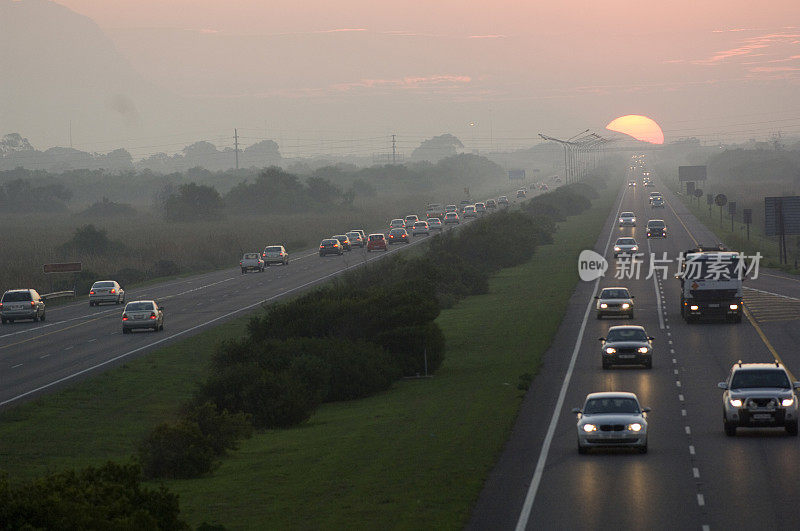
[42,290,75,300]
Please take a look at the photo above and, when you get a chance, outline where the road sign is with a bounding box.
[715,194,727,207]
[686,182,695,195]
[728,201,737,215]
[743,208,753,224]
[43,262,82,274]
[765,196,800,236]
[508,170,525,180]
[694,189,703,198]
[679,165,707,182]
[706,193,713,205]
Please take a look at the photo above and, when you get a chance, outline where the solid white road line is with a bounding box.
[514,187,626,531]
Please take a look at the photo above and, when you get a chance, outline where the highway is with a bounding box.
[469,169,800,530]
[0,210,498,408]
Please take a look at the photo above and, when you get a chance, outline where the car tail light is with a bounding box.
[30,301,35,307]
[320,245,324,248]
[110,289,116,294]
[122,314,128,321]
[0,303,3,309]
[90,290,95,295]
[150,312,156,320]
[334,243,339,247]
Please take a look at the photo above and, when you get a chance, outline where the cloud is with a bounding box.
[315,28,367,33]
[106,94,140,126]
[468,34,506,39]
[331,75,472,92]
[693,32,800,65]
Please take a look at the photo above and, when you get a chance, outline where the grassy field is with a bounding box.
[0,183,616,528]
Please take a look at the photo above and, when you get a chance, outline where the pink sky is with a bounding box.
[33,1,800,149]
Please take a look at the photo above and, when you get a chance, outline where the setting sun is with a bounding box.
[606,115,664,145]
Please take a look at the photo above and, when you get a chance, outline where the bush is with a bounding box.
[377,322,446,376]
[0,462,188,528]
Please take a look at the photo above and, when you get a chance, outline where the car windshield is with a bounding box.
[322,239,336,245]
[265,246,282,253]
[369,234,383,240]
[2,291,31,302]
[620,212,634,217]
[606,328,648,342]
[389,229,406,235]
[126,302,154,311]
[243,253,259,259]
[93,281,115,288]
[600,289,629,299]
[648,221,665,228]
[584,397,640,415]
[730,370,791,389]
[617,238,636,245]
[415,222,426,227]
[347,232,360,238]
[429,218,440,223]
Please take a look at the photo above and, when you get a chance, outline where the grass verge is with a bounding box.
[0,184,616,528]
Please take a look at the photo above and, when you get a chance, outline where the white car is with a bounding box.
[428,217,443,230]
[412,220,430,236]
[613,237,639,258]
[444,212,460,224]
[618,212,636,227]
[595,287,634,319]
[573,392,649,454]
[89,280,125,306]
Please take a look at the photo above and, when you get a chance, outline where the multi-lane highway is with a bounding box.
[470,170,800,530]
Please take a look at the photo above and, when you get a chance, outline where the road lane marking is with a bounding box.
[679,394,685,401]
[693,467,700,478]
[697,494,705,507]
[689,445,696,455]
[685,426,691,435]
[40,354,50,359]
[515,184,626,531]
[0,317,106,351]
[742,305,797,382]
[12,363,23,368]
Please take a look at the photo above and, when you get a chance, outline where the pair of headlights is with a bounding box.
[729,397,794,408]
[605,347,649,354]
[583,423,643,432]
[599,303,631,309]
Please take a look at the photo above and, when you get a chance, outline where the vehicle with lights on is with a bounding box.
[646,219,667,238]
[676,245,743,323]
[718,361,800,436]
[122,300,164,333]
[572,392,649,454]
[618,212,636,227]
[599,325,654,369]
[595,287,634,319]
[89,280,125,306]
[613,237,639,258]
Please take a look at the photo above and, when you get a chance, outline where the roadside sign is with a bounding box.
[743,209,753,224]
[694,189,703,198]
[714,194,727,207]
[728,201,737,215]
[679,166,707,182]
[706,193,713,205]
[43,262,82,274]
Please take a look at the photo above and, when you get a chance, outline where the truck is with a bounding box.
[676,245,743,323]
[240,252,265,274]
[425,203,444,219]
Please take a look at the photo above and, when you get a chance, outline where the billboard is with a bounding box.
[765,196,800,236]
[678,165,707,182]
[43,262,82,274]
[686,182,695,195]
[508,169,526,180]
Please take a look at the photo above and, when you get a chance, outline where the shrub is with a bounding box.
[378,322,446,376]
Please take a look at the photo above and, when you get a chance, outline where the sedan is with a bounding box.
[333,234,352,251]
[387,228,410,244]
[573,392,649,454]
[428,217,443,231]
[646,220,667,238]
[463,205,477,218]
[412,220,430,236]
[445,204,458,214]
[498,196,509,206]
[595,287,634,319]
[618,212,636,227]
[346,231,365,248]
[319,239,343,256]
[599,325,654,369]
[122,300,164,333]
[613,237,639,258]
[475,202,487,215]
[389,218,405,230]
[404,215,419,231]
[444,212,460,224]
[366,233,388,252]
[89,280,125,306]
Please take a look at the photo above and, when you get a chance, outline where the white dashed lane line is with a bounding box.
[12,363,23,369]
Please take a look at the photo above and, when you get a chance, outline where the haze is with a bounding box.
[4,0,800,155]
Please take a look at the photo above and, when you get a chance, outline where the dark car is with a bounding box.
[333,234,352,251]
[646,219,667,238]
[319,238,343,256]
[387,228,410,244]
[1,289,46,323]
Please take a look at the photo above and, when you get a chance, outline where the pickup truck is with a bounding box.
[240,252,265,274]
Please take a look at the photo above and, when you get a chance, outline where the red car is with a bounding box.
[367,233,388,251]
[387,228,410,244]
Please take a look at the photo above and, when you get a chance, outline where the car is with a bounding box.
[352,229,368,245]
[0,289,46,323]
[412,220,430,236]
[389,218,405,230]
[475,202,487,215]
[646,219,667,238]
[428,217,443,230]
[644,180,654,187]
[516,189,526,198]
[404,215,419,231]
[425,204,444,218]
[599,325,654,369]
[122,300,164,333]
[319,238,343,256]
[240,252,266,273]
[486,199,497,209]
[459,200,472,212]
[333,234,352,251]
[651,197,665,208]
[618,212,636,227]
[573,392,650,454]
[463,205,477,218]
[628,181,636,186]
[366,233,388,252]
[498,196,509,207]
[595,287,634,319]
[718,361,800,436]
[444,212,460,224]
[540,184,549,191]
[445,204,458,214]
[89,280,125,306]
[387,227,410,244]
[648,192,662,204]
[262,245,289,266]
[346,231,365,248]
[613,237,639,258]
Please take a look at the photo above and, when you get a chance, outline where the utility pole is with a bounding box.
[69,120,73,149]
[392,134,397,164]
[234,128,239,170]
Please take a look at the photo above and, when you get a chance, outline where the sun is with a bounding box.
[606,115,664,145]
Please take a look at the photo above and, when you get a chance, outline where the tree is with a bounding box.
[163,182,223,221]
[411,134,464,162]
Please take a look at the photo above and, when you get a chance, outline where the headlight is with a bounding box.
[621,303,630,309]
[637,347,649,354]
[600,303,608,308]
[690,305,699,311]
[627,423,643,432]
[729,398,743,408]
[582,424,597,432]
[614,246,621,251]
[619,218,624,222]
[729,304,738,310]
[631,246,639,251]
[605,347,616,354]
[782,397,795,407]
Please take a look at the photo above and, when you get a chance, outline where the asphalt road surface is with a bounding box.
[469,174,800,530]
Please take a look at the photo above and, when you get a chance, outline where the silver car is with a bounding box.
[89,280,125,306]
[412,220,430,236]
[613,237,639,258]
[428,217,443,231]
[262,245,289,265]
[1,289,46,323]
[346,231,365,248]
[122,300,164,333]
[599,325,654,369]
[618,212,636,227]
[573,392,649,454]
[595,287,634,319]
[463,205,477,218]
